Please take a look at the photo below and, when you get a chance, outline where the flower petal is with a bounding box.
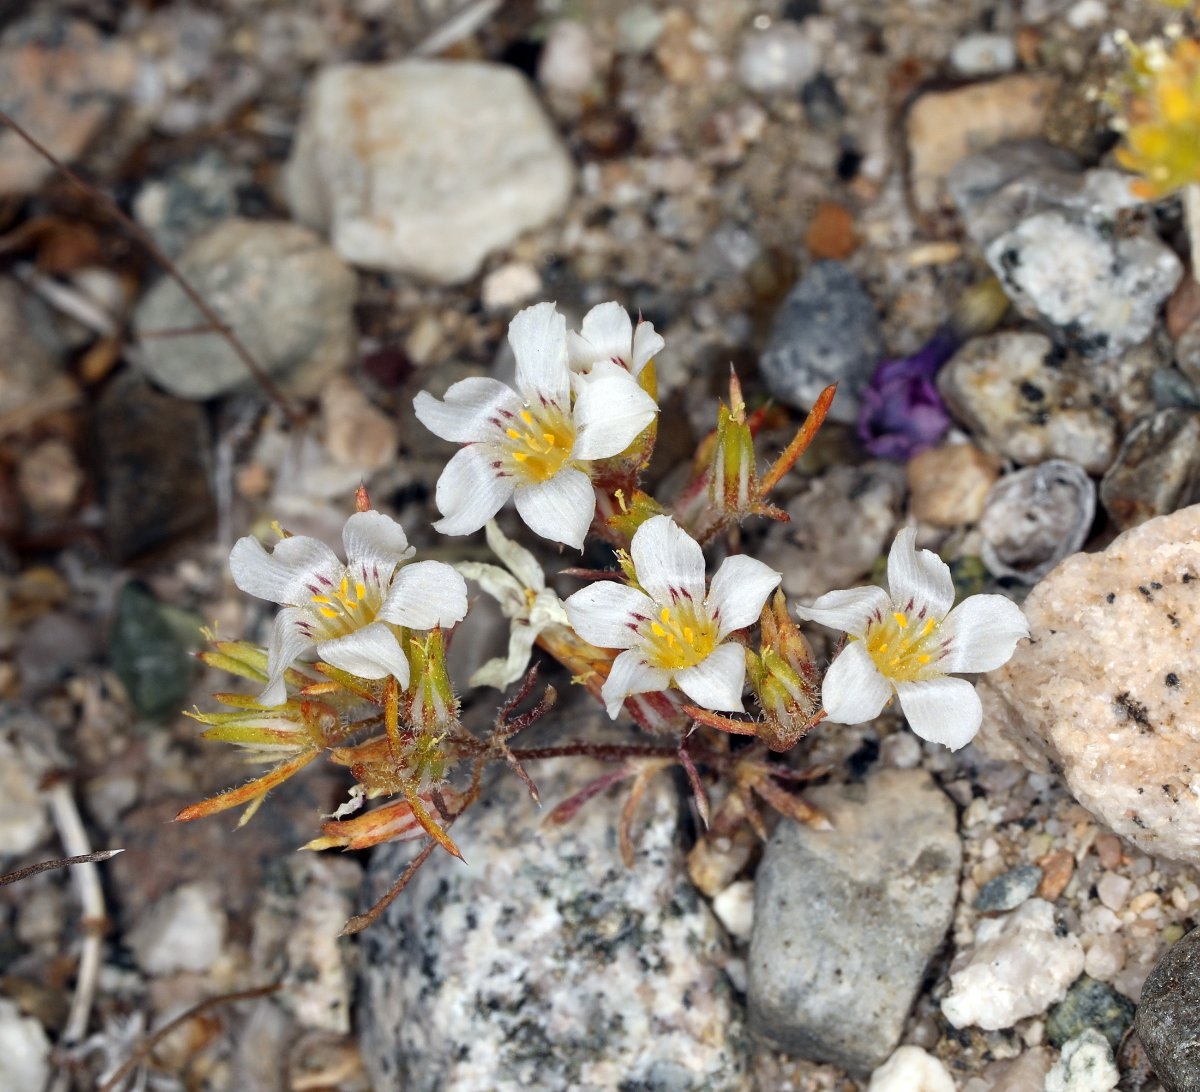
[342,511,415,587]
[578,302,634,365]
[413,377,518,444]
[793,585,891,638]
[317,621,410,687]
[484,519,545,592]
[230,533,342,607]
[571,361,658,460]
[470,621,541,690]
[261,607,318,706]
[630,515,707,606]
[564,582,654,649]
[887,527,954,619]
[707,554,782,638]
[432,445,515,537]
[513,467,594,549]
[456,561,526,616]
[631,318,664,376]
[601,648,671,719]
[510,302,570,407]
[895,676,982,750]
[939,594,1029,674]
[378,560,469,630]
[675,641,747,712]
[819,640,892,724]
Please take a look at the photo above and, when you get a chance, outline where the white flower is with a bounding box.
[567,301,664,378]
[456,520,569,690]
[794,527,1029,750]
[564,515,782,718]
[230,511,468,706]
[414,302,659,550]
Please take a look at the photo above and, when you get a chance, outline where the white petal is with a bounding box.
[510,302,570,406]
[578,302,634,364]
[887,527,954,619]
[630,515,707,607]
[793,585,891,638]
[230,533,342,607]
[567,329,602,372]
[469,622,541,690]
[675,641,747,712]
[895,676,982,750]
[939,595,1029,674]
[455,561,526,616]
[707,555,781,638]
[484,519,546,591]
[261,606,318,705]
[631,319,664,376]
[317,621,411,687]
[433,445,514,536]
[819,640,892,724]
[413,377,518,443]
[342,511,415,589]
[528,588,569,628]
[571,361,658,460]
[513,468,594,549]
[378,560,468,629]
[601,648,671,719]
[564,582,654,649]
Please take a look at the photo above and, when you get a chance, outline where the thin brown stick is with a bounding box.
[95,983,281,1092]
[0,849,123,887]
[508,743,679,762]
[340,838,440,936]
[0,108,303,426]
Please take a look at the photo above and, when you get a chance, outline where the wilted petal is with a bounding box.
[707,554,781,638]
[631,319,664,376]
[630,516,707,605]
[564,582,654,649]
[939,595,1029,674]
[469,621,541,690]
[510,302,570,407]
[413,377,518,443]
[819,640,892,724]
[513,467,594,549]
[433,445,514,536]
[342,510,414,581]
[571,362,658,459]
[675,641,747,712]
[793,585,891,638]
[887,527,954,618]
[378,560,468,630]
[601,648,671,718]
[895,676,982,750]
[484,519,545,592]
[456,561,526,616]
[230,533,341,607]
[261,607,318,706]
[317,621,410,686]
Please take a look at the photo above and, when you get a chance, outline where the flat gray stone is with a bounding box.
[747,768,961,1074]
[359,751,749,1092]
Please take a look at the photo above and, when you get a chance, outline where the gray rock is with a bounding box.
[109,583,196,719]
[285,61,575,284]
[359,751,749,1091]
[133,149,247,259]
[133,218,357,400]
[16,612,99,695]
[1136,925,1200,1092]
[1177,320,1200,390]
[1046,975,1135,1052]
[128,881,227,976]
[1100,409,1200,531]
[747,768,961,1074]
[979,460,1096,584]
[938,332,1117,474]
[759,261,884,424]
[974,864,1042,913]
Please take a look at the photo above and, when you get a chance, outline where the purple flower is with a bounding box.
[857,330,957,460]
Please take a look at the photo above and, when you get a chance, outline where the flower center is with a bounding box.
[643,603,717,672]
[864,610,943,683]
[310,573,382,637]
[505,406,576,484]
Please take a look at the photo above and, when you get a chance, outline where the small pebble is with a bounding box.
[319,375,399,472]
[907,442,999,527]
[1100,408,1200,530]
[0,999,50,1091]
[16,438,84,518]
[128,881,227,975]
[1046,974,1136,1051]
[974,864,1043,913]
[1083,935,1126,982]
[950,34,1016,77]
[867,1045,955,1092]
[537,21,598,96]
[804,201,858,260]
[1093,833,1124,870]
[1044,1029,1118,1092]
[736,21,820,96]
[712,880,755,941]
[1036,850,1075,901]
[481,262,542,312]
[1096,872,1131,913]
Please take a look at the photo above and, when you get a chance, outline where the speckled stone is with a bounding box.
[973,864,1042,913]
[1044,1029,1119,1092]
[1099,409,1200,531]
[759,261,884,424]
[937,332,1117,474]
[1136,925,1200,1092]
[977,505,1200,866]
[359,750,749,1091]
[1046,975,1136,1052]
[747,768,961,1075]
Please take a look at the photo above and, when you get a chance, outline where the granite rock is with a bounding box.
[133,149,247,259]
[285,60,574,284]
[133,218,357,400]
[359,751,749,1091]
[747,768,961,1074]
[1135,925,1200,1092]
[977,505,1200,866]
[942,899,1084,1030]
[1044,1029,1119,1092]
[1099,409,1200,531]
[1046,974,1135,1052]
[759,261,884,424]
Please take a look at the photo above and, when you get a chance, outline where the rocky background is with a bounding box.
[1,0,1199,1089]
